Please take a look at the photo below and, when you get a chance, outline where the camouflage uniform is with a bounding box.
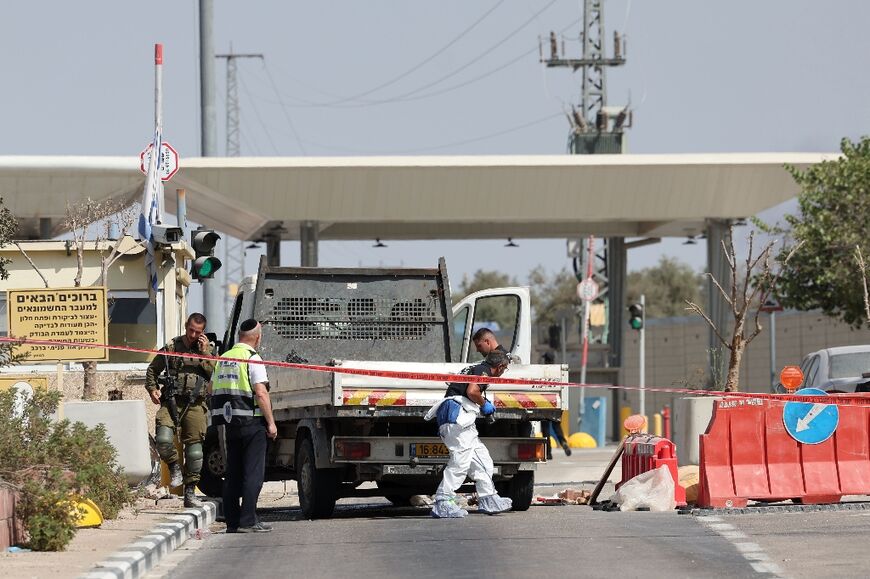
[145,336,215,485]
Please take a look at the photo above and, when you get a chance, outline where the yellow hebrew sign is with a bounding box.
[7,287,108,362]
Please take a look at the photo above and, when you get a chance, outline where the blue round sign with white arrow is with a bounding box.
[783,388,839,444]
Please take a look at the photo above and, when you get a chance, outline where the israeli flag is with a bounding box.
[138,128,164,302]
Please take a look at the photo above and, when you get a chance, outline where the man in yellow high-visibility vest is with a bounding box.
[210,319,277,533]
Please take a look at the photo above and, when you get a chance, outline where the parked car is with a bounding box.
[776,345,870,393]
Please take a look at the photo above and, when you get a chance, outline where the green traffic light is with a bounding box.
[192,256,221,280]
[629,318,643,330]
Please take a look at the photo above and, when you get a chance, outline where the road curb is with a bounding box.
[78,502,216,579]
[682,501,870,516]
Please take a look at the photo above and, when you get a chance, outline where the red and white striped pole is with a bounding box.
[154,43,163,132]
[578,235,595,426]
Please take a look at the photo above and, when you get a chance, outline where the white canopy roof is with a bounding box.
[0,153,835,240]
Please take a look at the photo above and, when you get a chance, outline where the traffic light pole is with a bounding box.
[639,293,646,420]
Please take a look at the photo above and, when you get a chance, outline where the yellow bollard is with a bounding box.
[652,413,663,437]
[560,410,570,438]
[620,406,633,438]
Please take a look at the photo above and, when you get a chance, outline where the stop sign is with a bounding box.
[139,141,179,181]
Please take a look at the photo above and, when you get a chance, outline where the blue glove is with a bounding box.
[480,400,495,416]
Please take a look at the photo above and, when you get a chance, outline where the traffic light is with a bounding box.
[190,228,222,280]
[627,303,644,330]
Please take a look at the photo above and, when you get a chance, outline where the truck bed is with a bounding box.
[268,360,568,421]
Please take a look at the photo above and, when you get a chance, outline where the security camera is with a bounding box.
[152,224,183,245]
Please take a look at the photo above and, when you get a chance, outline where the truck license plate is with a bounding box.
[410,442,450,458]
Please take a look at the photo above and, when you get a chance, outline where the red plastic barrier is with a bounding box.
[617,434,687,507]
[698,396,870,508]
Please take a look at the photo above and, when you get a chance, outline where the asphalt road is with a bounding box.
[154,450,870,579]
[167,504,762,579]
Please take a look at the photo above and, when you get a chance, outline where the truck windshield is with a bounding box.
[829,351,870,379]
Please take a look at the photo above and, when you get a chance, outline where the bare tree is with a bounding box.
[685,228,802,392]
[12,242,49,288]
[856,246,870,324]
[63,197,139,400]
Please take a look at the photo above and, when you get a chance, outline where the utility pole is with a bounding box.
[216,47,264,313]
[216,48,263,157]
[541,0,629,154]
[199,0,217,157]
[198,0,222,330]
[545,0,633,441]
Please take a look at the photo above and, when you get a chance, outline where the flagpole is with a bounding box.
[155,44,163,133]
[154,44,164,216]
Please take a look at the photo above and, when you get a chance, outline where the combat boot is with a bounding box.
[169,462,183,488]
[184,484,203,508]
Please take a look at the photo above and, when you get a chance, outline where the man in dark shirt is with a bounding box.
[428,350,514,518]
[471,327,507,359]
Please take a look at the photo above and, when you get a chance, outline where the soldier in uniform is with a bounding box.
[145,312,215,507]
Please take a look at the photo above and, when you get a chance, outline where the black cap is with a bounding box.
[240,318,259,332]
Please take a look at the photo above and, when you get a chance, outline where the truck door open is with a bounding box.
[222,293,244,352]
[452,287,532,365]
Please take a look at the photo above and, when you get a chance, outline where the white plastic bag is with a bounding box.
[612,465,677,512]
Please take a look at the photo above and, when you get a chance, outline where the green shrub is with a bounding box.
[0,388,132,550]
[18,475,79,552]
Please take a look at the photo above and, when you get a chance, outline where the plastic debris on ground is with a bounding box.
[6,546,32,553]
[534,488,592,505]
[410,495,434,507]
[612,465,677,512]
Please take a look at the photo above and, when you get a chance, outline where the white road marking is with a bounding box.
[698,517,784,577]
[751,562,784,575]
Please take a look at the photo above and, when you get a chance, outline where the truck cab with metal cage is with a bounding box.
[199,258,568,519]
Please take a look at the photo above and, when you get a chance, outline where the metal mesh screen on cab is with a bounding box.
[266,296,437,340]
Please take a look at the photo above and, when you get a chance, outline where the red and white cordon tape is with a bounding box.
[2,335,869,407]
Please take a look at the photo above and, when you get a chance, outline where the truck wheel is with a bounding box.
[297,437,339,519]
[505,471,534,511]
[198,435,225,498]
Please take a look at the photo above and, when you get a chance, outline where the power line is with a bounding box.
[319,0,505,106]
[251,14,579,110]
[238,72,281,154]
[264,111,562,156]
[239,127,262,156]
[397,112,562,153]
[360,0,557,103]
[261,63,307,154]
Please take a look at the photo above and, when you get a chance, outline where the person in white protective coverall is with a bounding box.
[424,350,514,518]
